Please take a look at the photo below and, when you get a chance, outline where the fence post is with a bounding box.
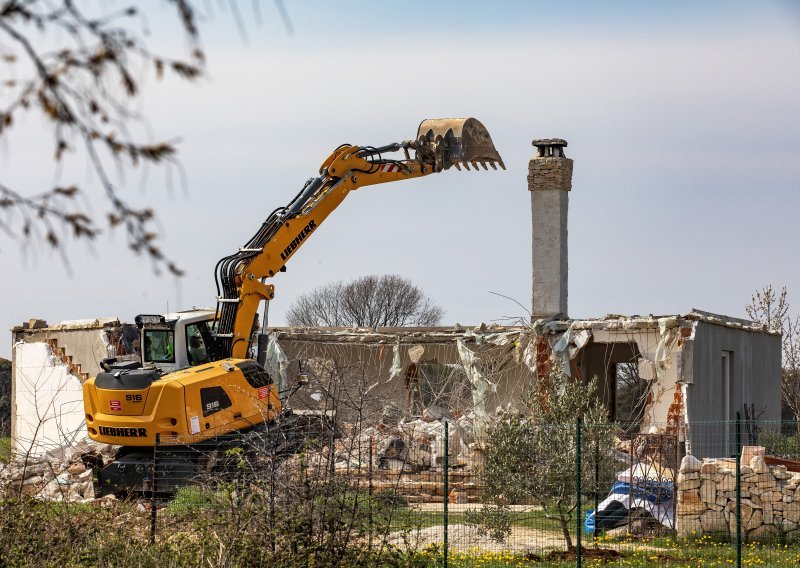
[593,433,599,543]
[150,433,159,545]
[443,420,449,568]
[270,453,276,553]
[368,434,374,550]
[576,418,582,568]
[735,413,742,568]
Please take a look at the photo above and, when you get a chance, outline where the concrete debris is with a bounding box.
[0,438,117,502]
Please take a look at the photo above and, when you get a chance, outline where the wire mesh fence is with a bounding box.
[3,417,800,566]
[121,417,800,566]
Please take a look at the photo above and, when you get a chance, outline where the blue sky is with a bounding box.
[1,1,798,357]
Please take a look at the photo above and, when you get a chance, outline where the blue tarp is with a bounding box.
[609,480,674,503]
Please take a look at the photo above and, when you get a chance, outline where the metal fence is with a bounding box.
[119,417,800,567]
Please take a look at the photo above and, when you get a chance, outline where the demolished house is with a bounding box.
[265,310,779,470]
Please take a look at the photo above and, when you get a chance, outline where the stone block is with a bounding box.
[681,479,701,490]
[785,502,800,523]
[677,471,700,482]
[772,465,791,480]
[717,474,735,492]
[749,524,778,540]
[750,456,768,474]
[746,508,763,530]
[700,481,717,503]
[680,455,702,473]
[677,515,702,537]
[680,490,707,515]
[763,504,773,525]
[701,462,718,475]
[700,510,727,532]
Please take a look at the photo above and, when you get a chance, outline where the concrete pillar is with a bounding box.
[528,139,572,320]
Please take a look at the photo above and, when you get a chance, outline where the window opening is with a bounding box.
[143,330,175,363]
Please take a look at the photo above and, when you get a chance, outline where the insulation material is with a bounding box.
[264,332,288,398]
[408,344,425,364]
[12,341,87,458]
[456,338,496,445]
[463,329,521,347]
[521,338,537,374]
[638,357,657,382]
[389,340,403,382]
[552,322,577,370]
[654,318,680,382]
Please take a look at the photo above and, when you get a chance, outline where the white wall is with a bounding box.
[12,342,87,458]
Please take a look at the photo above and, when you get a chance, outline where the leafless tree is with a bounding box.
[286,274,444,328]
[746,285,800,431]
[0,1,207,274]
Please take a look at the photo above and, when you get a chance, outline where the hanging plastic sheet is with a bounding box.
[264,332,288,399]
[456,338,497,445]
[388,339,403,382]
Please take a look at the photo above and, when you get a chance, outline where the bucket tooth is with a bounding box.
[415,118,503,171]
[454,162,462,171]
[471,161,479,170]
[463,161,471,171]
[489,162,497,170]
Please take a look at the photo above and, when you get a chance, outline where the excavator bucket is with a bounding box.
[416,117,504,172]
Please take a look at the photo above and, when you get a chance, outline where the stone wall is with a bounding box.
[677,455,800,539]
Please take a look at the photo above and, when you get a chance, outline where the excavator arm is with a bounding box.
[213,118,504,359]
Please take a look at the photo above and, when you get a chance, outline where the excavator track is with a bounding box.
[92,411,333,498]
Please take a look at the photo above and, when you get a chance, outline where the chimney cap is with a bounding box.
[532,138,567,148]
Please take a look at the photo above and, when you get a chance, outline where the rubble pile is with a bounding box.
[0,440,117,502]
[677,455,800,539]
[281,406,498,504]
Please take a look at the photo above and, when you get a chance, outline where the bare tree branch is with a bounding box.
[0,1,205,274]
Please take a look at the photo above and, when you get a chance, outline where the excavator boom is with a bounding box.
[214,117,503,360]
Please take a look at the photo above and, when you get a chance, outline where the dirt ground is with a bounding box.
[386,524,566,553]
[410,503,541,513]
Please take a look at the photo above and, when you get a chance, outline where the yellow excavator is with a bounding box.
[81,118,503,494]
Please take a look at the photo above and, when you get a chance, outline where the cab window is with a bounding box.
[186,323,211,365]
[144,330,175,363]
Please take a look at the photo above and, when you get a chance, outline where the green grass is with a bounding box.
[405,536,800,567]
[167,486,216,514]
[0,437,11,464]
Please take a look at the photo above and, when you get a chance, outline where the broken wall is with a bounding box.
[11,318,122,458]
[264,327,533,436]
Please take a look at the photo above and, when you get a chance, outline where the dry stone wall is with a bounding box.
[677,455,800,539]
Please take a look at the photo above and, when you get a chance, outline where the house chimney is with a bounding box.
[528,138,572,320]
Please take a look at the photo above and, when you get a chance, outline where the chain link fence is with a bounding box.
[106,417,800,567]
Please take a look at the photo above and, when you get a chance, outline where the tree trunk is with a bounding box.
[559,517,573,550]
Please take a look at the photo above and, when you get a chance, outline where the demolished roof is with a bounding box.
[267,309,779,341]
